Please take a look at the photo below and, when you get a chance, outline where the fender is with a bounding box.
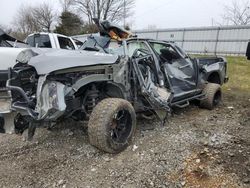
[72,74,113,92]
[202,61,226,84]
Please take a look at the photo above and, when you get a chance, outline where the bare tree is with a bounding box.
[59,0,74,12]
[32,3,56,32]
[13,5,40,36]
[73,0,135,24]
[12,2,56,39]
[223,0,250,25]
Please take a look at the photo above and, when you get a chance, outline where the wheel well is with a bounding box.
[76,82,125,99]
[104,83,125,99]
[207,72,221,85]
[72,82,126,120]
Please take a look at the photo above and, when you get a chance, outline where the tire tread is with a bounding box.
[88,98,136,153]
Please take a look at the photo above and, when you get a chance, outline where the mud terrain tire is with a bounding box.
[88,98,136,154]
[200,83,222,110]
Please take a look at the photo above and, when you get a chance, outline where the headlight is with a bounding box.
[37,81,66,120]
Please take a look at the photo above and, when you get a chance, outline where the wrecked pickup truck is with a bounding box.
[0,20,228,153]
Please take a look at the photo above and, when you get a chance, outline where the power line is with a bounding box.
[124,0,126,27]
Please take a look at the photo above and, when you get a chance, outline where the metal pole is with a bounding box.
[156,31,159,40]
[214,27,220,56]
[123,0,126,27]
[182,29,186,48]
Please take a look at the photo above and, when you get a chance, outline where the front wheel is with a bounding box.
[200,83,222,110]
[88,98,136,154]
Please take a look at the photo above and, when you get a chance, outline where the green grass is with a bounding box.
[224,56,250,93]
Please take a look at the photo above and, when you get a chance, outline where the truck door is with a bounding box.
[150,42,196,93]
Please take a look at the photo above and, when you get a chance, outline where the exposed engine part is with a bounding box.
[10,67,37,107]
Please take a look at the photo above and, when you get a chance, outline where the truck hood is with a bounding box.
[29,49,119,75]
[0,47,55,70]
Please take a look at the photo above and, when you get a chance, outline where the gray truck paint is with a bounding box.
[28,49,119,75]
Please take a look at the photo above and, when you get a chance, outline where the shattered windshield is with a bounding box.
[80,35,125,56]
[80,35,109,52]
[105,41,125,56]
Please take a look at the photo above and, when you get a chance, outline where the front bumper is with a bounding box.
[2,77,67,121]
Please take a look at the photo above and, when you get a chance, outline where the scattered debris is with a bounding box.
[243,178,250,184]
[91,168,97,172]
[132,145,138,151]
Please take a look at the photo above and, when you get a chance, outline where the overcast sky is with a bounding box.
[0,0,232,30]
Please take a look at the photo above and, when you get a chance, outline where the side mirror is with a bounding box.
[246,42,250,60]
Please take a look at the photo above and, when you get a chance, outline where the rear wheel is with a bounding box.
[200,83,222,110]
[88,98,136,154]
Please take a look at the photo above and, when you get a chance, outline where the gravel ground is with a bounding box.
[0,92,249,188]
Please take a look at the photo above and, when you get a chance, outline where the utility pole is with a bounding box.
[123,0,126,27]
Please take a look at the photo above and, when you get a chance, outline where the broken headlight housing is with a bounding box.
[36,80,66,120]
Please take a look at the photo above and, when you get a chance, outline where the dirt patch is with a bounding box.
[0,92,249,188]
[168,151,239,188]
[209,96,250,186]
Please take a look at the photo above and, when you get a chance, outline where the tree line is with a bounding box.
[7,0,135,40]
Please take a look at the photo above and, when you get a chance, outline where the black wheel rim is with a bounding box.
[110,109,132,144]
[213,90,221,106]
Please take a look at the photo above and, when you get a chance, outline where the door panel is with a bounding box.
[164,58,196,93]
[149,42,196,94]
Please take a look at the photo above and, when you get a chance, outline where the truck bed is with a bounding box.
[197,57,225,66]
